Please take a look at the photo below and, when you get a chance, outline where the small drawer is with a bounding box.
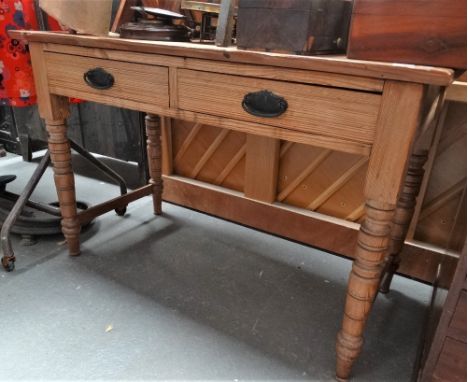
[177,69,381,144]
[44,52,169,108]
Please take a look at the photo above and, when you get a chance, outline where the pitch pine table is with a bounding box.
[10,30,453,381]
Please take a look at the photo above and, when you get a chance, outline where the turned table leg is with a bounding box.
[379,151,428,293]
[336,200,394,380]
[336,81,425,380]
[145,114,163,215]
[46,118,81,256]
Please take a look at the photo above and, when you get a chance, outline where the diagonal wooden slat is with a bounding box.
[215,143,246,185]
[161,117,173,175]
[174,122,202,164]
[280,141,294,158]
[191,129,230,178]
[418,89,446,139]
[307,157,368,210]
[419,179,467,221]
[346,203,366,221]
[437,119,466,155]
[278,149,332,202]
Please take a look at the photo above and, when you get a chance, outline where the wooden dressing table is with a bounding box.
[10,30,453,381]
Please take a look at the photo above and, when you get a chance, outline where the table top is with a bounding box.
[10,30,454,86]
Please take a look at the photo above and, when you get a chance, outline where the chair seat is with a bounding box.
[0,175,17,192]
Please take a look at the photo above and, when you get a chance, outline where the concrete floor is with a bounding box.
[0,152,431,381]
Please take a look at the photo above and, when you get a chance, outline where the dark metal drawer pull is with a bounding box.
[83,68,115,90]
[241,90,288,118]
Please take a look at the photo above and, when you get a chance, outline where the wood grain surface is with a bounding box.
[45,52,169,107]
[9,31,455,86]
[348,0,467,69]
[177,69,381,144]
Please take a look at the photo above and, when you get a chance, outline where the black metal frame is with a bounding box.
[1,139,128,272]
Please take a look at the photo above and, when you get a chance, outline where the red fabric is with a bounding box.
[0,0,82,106]
[0,0,39,106]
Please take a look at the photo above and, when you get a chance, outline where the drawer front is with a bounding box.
[178,69,381,144]
[45,52,169,107]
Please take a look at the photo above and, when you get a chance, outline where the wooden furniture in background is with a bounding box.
[410,87,466,255]
[237,0,352,55]
[419,244,466,381]
[12,30,454,380]
[347,0,467,69]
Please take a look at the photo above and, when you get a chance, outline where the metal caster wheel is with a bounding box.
[115,206,127,216]
[1,256,15,272]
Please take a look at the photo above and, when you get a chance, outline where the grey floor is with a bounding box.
[0,152,431,381]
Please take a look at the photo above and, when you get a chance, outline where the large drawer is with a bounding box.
[177,69,381,144]
[44,52,169,108]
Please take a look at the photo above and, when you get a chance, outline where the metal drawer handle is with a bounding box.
[83,67,115,90]
[241,90,288,118]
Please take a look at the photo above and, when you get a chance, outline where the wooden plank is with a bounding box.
[174,122,202,164]
[346,203,365,221]
[280,141,294,158]
[42,43,386,92]
[161,117,173,175]
[420,244,466,381]
[222,154,245,192]
[348,15,466,69]
[280,150,363,211]
[412,100,466,250]
[278,149,331,201]
[353,0,465,16]
[244,135,280,203]
[214,143,246,185]
[11,31,454,86]
[419,180,466,221]
[161,175,458,283]
[416,190,467,250]
[194,127,246,186]
[307,157,368,210]
[43,43,185,67]
[365,81,424,204]
[77,184,153,224]
[447,290,467,340]
[318,163,367,220]
[433,338,467,382]
[44,52,169,107]
[184,58,384,92]
[446,81,467,103]
[29,43,70,120]
[215,0,235,47]
[349,0,466,69]
[173,124,221,179]
[169,67,179,108]
[190,129,229,178]
[177,69,381,144]
[45,81,373,156]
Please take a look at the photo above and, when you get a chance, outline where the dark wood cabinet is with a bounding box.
[418,243,467,381]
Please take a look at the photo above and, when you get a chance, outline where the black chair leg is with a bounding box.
[1,152,50,271]
[1,141,131,271]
